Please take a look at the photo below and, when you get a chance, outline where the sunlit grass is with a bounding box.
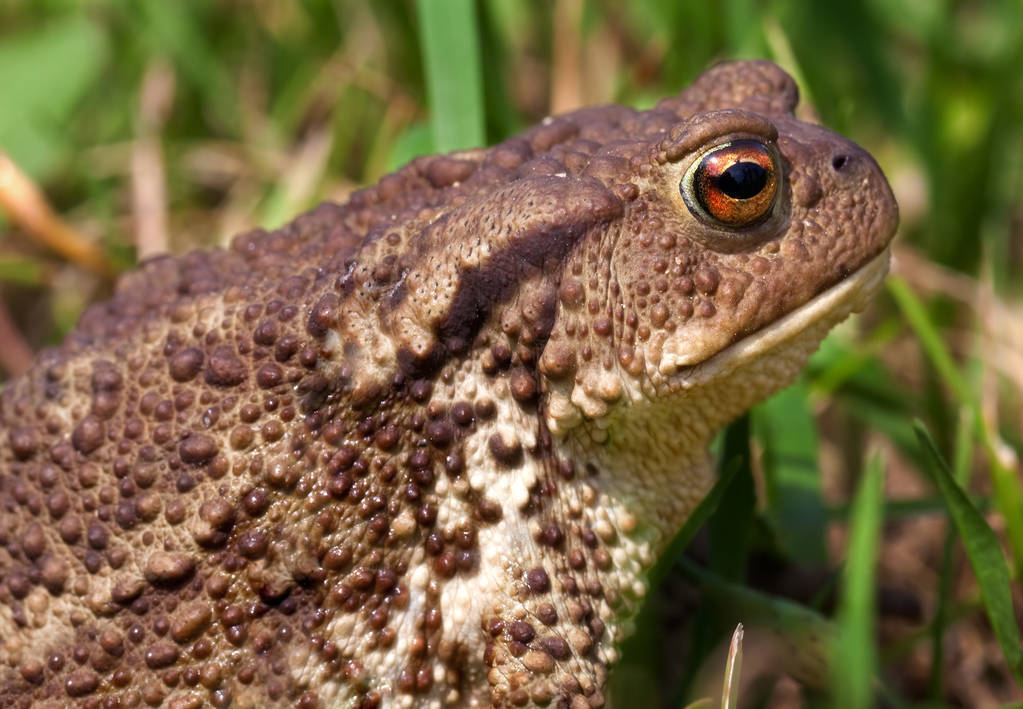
[0,0,1020,705]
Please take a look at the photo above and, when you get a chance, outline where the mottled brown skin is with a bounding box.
[0,61,897,708]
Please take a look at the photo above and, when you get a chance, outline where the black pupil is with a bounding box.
[715,161,767,199]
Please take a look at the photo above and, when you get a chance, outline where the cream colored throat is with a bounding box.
[674,246,891,388]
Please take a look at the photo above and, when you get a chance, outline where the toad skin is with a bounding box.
[0,61,897,708]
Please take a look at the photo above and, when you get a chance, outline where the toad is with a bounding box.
[0,60,897,708]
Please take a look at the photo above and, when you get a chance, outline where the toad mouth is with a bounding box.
[671,245,892,389]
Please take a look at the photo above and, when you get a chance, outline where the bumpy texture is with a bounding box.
[0,61,897,708]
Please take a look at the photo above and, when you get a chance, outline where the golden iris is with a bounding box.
[682,139,778,228]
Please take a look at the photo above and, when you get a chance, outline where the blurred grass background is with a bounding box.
[0,1,1021,707]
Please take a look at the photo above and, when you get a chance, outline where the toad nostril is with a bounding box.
[831,154,851,171]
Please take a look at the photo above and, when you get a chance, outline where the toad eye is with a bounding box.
[681,139,779,228]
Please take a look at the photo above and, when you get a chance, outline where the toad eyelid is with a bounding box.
[682,135,778,175]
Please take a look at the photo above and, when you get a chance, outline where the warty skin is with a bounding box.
[0,60,897,708]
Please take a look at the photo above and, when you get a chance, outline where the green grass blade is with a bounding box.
[624,437,747,707]
[133,1,237,130]
[754,379,828,564]
[0,14,107,179]
[386,123,436,173]
[914,421,1023,684]
[610,591,663,709]
[888,276,1023,572]
[676,418,755,697]
[886,277,969,402]
[762,14,814,108]
[833,454,885,709]
[414,0,485,152]
[0,257,45,286]
[648,454,744,588]
[930,407,975,698]
[676,558,835,689]
[708,416,755,582]
[722,0,765,57]
[680,701,713,709]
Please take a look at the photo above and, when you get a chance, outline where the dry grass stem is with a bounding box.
[277,125,334,218]
[722,623,744,709]
[0,153,115,278]
[893,245,1023,399]
[131,59,175,259]
[0,296,35,377]
[550,0,584,114]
